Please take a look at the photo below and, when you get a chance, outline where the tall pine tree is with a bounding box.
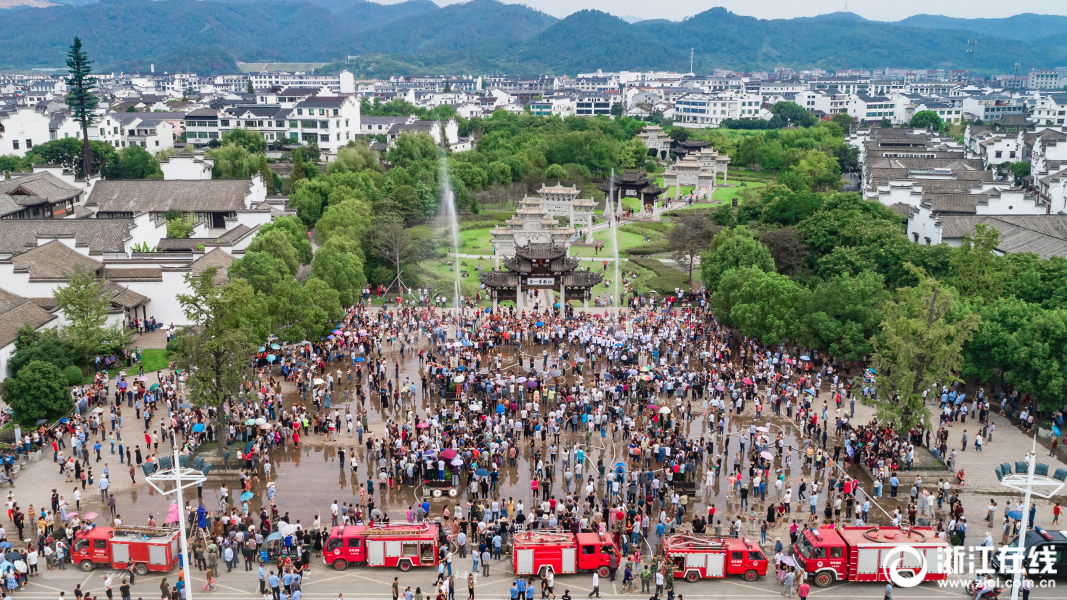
[65,37,99,179]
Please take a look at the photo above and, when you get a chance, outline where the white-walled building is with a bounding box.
[285,95,360,155]
[0,107,51,156]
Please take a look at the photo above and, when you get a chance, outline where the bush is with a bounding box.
[62,365,83,387]
[2,360,73,425]
[627,240,671,256]
[629,257,689,294]
[166,338,180,352]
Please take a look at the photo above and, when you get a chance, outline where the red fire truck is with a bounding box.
[662,534,769,582]
[794,525,950,587]
[512,531,618,577]
[324,522,441,571]
[73,526,181,574]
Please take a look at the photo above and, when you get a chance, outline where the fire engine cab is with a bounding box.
[324,522,440,571]
[73,526,181,574]
[794,525,950,587]
[662,534,768,582]
[512,531,618,577]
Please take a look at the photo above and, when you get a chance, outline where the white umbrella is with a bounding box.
[255,417,267,426]
[313,378,324,386]
[13,561,26,573]
[451,457,464,466]
[659,406,671,415]
[260,423,273,429]
[454,375,465,383]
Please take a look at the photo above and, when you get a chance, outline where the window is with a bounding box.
[12,140,17,150]
[220,120,230,127]
[296,109,303,116]
[731,551,743,560]
[319,109,325,116]
[830,547,844,558]
[333,109,339,116]
[995,151,1002,158]
[94,539,107,549]
[346,538,361,549]
[155,141,159,147]
[320,134,329,142]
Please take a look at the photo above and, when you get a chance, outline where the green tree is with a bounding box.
[209,143,258,179]
[948,223,1010,301]
[256,154,275,195]
[291,148,307,184]
[310,238,367,305]
[725,269,810,346]
[172,271,268,456]
[28,138,117,179]
[800,271,889,360]
[228,251,290,295]
[53,265,131,362]
[831,113,854,134]
[871,265,980,430]
[544,164,568,181]
[166,216,192,239]
[222,129,266,154]
[256,216,313,264]
[267,278,341,343]
[909,111,943,130]
[6,325,75,378]
[247,78,255,94]
[246,229,300,276]
[65,36,99,178]
[105,145,162,180]
[317,198,371,245]
[700,226,775,291]
[768,102,816,128]
[1,360,73,425]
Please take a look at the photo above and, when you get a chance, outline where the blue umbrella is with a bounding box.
[1008,510,1023,521]
[240,491,254,501]
[461,339,473,347]
[484,307,490,313]
[244,441,255,452]
[536,321,544,327]
[554,303,560,308]
[265,532,284,542]
[258,347,265,353]
[355,357,365,362]
[455,365,466,371]
[475,468,490,477]
[496,404,505,414]
[0,543,11,549]
[266,354,276,362]
[192,423,206,433]
[327,335,336,340]
[58,418,69,424]
[270,343,281,350]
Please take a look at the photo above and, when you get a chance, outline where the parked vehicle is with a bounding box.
[794,525,950,587]
[73,526,181,574]
[512,530,617,577]
[324,522,440,571]
[662,534,768,582]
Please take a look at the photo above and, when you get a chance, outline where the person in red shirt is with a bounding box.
[798,582,810,600]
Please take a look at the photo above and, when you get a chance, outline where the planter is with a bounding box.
[1038,427,1053,439]
[27,449,41,462]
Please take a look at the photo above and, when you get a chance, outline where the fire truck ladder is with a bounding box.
[662,534,727,551]
[112,526,175,539]
[363,522,433,536]
[513,530,573,545]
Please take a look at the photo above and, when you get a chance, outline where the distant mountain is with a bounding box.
[0,0,355,73]
[1,1,1067,76]
[338,0,436,30]
[355,0,556,54]
[618,14,642,24]
[796,11,869,21]
[894,13,1067,42]
[515,10,675,74]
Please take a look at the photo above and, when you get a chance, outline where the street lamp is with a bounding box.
[995,438,1065,600]
[146,449,207,600]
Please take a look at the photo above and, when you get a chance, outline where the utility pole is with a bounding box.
[967,40,978,73]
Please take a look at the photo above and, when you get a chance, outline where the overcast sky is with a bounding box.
[408,0,1067,22]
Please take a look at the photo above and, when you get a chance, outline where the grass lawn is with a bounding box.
[570,228,649,258]
[458,227,496,255]
[654,177,696,199]
[84,349,170,383]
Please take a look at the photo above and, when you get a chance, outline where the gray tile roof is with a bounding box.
[11,240,103,280]
[0,219,132,256]
[0,172,83,217]
[0,295,58,349]
[188,248,234,284]
[939,215,1067,259]
[87,180,252,215]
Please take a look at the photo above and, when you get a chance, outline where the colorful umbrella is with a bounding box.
[241,492,254,501]
[266,354,277,362]
[84,512,99,520]
[440,449,458,460]
[192,423,206,433]
[270,343,281,350]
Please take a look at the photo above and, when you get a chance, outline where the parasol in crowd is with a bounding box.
[241,492,254,501]
[659,406,671,414]
[440,449,458,460]
[192,423,206,433]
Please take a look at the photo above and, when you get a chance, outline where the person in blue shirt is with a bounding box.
[258,566,266,594]
[267,572,280,600]
[655,522,664,537]
[525,579,534,600]
[282,571,293,594]
[516,579,526,595]
[890,475,899,498]
[493,534,502,559]
[510,583,519,600]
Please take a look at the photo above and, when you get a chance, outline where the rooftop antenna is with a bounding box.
[967,40,977,72]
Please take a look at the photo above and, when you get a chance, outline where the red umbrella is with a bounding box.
[742,377,753,385]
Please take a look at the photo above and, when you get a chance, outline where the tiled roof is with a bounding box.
[939,215,1067,259]
[0,219,132,256]
[0,298,57,349]
[0,171,83,217]
[102,267,163,281]
[87,180,251,214]
[11,240,103,280]
[189,248,234,284]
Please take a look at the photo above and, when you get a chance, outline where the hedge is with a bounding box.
[628,257,689,294]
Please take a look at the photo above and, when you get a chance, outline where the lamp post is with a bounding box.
[146,449,207,600]
[996,437,1064,600]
